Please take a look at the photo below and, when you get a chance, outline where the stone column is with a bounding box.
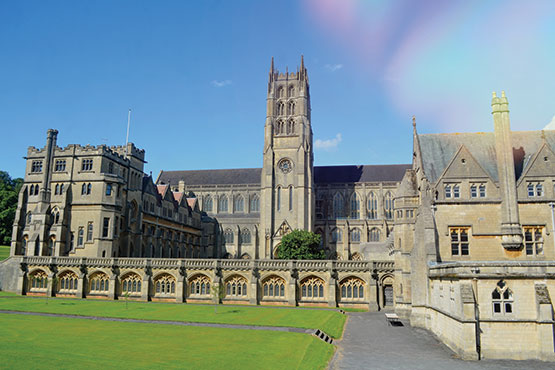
[368,274,379,311]
[176,273,185,303]
[76,270,86,299]
[108,275,117,300]
[141,271,151,302]
[249,276,259,305]
[327,262,337,307]
[16,268,26,295]
[287,261,297,306]
[212,275,222,304]
[47,271,56,297]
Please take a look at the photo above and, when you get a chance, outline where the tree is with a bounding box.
[276,229,325,260]
[211,282,226,314]
[0,171,23,245]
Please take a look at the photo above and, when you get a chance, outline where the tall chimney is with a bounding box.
[39,129,58,203]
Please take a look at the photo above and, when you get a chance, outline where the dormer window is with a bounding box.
[445,184,451,198]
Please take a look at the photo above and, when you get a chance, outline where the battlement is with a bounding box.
[27,142,145,162]
[268,56,308,84]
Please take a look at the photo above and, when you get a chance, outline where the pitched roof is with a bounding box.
[157,164,411,187]
[418,130,555,183]
[314,165,411,183]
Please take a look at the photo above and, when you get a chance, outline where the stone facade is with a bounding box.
[2,58,555,362]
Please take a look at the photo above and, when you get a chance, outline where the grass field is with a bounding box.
[0,245,9,261]
[0,313,334,369]
[0,294,346,338]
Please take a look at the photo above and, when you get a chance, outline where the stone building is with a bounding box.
[1,58,555,361]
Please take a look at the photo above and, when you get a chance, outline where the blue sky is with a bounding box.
[1,0,554,179]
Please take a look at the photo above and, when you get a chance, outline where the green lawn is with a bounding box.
[0,294,346,338]
[0,245,10,261]
[0,313,333,369]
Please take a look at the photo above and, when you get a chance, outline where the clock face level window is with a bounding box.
[279,159,292,173]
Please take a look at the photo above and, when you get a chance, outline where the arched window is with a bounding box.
[121,273,142,295]
[286,119,294,134]
[276,187,281,211]
[350,228,361,242]
[29,270,48,291]
[234,195,244,212]
[333,193,344,218]
[289,186,293,211]
[340,277,365,300]
[368,192,378,219]
[87,222,93,242]
[278,86,284,98]
[225,275,248,298]
[331,228,342,243]
[189,275,211,296]
[369,227,381,242]
[445,184,452,198]
[46,236,55,256]
[218,195,228,212]
[21,235,28,256]
[492,280,513,314]
[81,183,87,195]
[203,195,213,212]
[26,212,32,224]
[224,228,234,244]
[240,228,251,244]
[288,85,294,97]
[479,184,486,197]
[262,276,285,298]
[77,227,84,246]
[154,273,176,297]
[384,192,394,220]
[536,183,544,197]
[350,193,359,219]
[60,183,64,194]
[89,272,109,294]
[250,195,260,212]
[29,184,34,196]
[87,183,92,195]
[300,276,325,300]
[277,101,285,115]
[55,184,60,195]
[288,101,295,115]
[58,271,78,293]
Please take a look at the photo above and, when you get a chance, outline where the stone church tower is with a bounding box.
[260,56,314,258]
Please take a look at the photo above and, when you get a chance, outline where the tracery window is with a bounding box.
[350,193,359,219]
[154,273,176,296]
[369,227,381,242]
[333,193,344,218]
[340,277,365,300]
[29,270,48,291]
[203,195,213,212]
[384,192,394,220]
[51,208,60,224]
[277,101,285,115]
[524,226,543,255]
[250,195,260,212]
[331,228,342,243]
[286,119,294,134]
[262,276,285,298]
[189,275,211,296]
[288,101,295,115]
[300,277,325,300]
[224,228,234,244]
[218,195,228,212]
[58,271,78,293]
[89,272,109,293]
[492,280,513,314]
[225,275,247,298]
[121,273,142,295]
[240,228,251,244]
[234,195,244,212]
[350,228,361,242]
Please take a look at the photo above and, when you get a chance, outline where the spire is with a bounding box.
[269,56,275,86]
[300,55,305,70]
[412,115,416,132]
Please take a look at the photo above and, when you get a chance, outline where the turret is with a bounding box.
[492,91,522,250]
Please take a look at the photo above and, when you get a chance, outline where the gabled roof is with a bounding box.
[418,130,555,183]
[157,168,262,186]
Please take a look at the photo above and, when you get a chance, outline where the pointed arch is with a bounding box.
[384,191,394,219]
[286,119,295,134]
[369,227,381,242]
[234,195,244,212]
[218,195,228,212]
[250,194,260,212]
[350,193,360,219]
[203,195,213,212]
[350,228,361,242]
[240,228,251,244]
[333,192,344,218]
[224,228,234,244]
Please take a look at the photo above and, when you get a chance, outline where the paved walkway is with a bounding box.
[0,309,312,334]
[330,312,554,370]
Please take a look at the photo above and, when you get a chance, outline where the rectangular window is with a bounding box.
[445,184,452,198]
[31,160,43,173]
[77,227,84,246]
[479,184,486,197]
[102,217,110,238]
[470,185,477,198]
[106,184,112,196]
[108,161,114,174]
[81,159,93,171]
[54,159,66,172]
[450,228,469,256]
[453,185,460,198]
[524,226,543,255]
[86,222,93,241]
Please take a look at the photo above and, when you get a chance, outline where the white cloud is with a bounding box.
[211,80,232,87]
[544,115,555,130]
[315,133,342,150]
[324,64,343,72]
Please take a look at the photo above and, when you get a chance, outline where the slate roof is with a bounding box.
[157,164,410,187]
[418,130,555,183]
